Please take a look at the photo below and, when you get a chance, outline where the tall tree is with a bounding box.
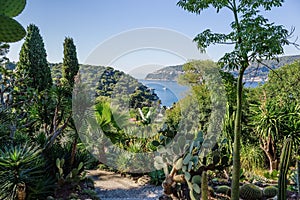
[62,37,79,88]
[17,24,52,91]
[61,37,79,169]
[177,0,294,199]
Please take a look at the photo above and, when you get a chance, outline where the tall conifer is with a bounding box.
[17,24,52,91]
[62,37,79,88]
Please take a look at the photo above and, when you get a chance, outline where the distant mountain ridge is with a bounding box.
[145,55,300,82]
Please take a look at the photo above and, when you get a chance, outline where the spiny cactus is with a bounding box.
[278,138,293,200]
[216,185,231,196]
[0,0,26,17]
[156,131,232,200]
[0,0,26,42]
[239,183,262,200]
[263,186,278,198]
[201,171,208,200]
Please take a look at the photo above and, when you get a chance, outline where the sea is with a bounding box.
[139,79,261,107]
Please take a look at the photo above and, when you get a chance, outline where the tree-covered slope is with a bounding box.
[145,55,300,82]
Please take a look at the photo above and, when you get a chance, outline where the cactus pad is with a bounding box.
[0,0,26,17]
[0,14,26,42]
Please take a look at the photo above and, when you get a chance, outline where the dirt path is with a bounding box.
[87,170,163,200]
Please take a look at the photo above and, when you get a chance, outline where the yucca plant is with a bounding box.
[0,143,53,200]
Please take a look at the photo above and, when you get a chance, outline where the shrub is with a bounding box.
[0,144,54,199]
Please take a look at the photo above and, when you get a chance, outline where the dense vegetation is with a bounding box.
[145,55,300,82]
[0,0,299,200]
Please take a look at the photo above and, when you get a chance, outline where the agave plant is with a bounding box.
[0,143,53,200]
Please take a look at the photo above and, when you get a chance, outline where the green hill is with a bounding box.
[145,55,300,82]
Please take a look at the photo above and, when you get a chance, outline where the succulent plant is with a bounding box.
[278,138,293,200]
[263,186,278,198]
[216,185,231,196]
[0,0,26,42]
[239,184,262,200]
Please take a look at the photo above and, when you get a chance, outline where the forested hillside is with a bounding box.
[145,55,300,82]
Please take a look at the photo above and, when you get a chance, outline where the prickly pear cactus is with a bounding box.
[0,0,26,42]
[239,184,262,200]
[0,0,26,17]
[263,186,278,198]
[0,15,26,42]
[155,130,232,200]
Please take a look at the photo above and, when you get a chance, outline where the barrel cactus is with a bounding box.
[239,183,262,200]
[216,185,231,196]
[263,186,278,198]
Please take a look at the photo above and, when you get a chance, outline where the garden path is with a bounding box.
[87,170,163,200]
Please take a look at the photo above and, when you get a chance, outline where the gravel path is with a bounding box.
[87,170,163,200]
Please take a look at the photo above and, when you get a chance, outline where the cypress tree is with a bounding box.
[62,37,79,88]
[17,24,52,91]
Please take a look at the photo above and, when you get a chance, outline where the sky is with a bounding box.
[7,0,300,77]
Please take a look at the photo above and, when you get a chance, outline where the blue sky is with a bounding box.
[8,0,300,69]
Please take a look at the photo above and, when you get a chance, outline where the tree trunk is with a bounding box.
[260,138,278,171]
[70,136,78,168]
[231,67,246,200]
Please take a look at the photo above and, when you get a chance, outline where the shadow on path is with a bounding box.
[87,170,163,200]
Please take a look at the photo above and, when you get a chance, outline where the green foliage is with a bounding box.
[0,0,26,17]
[216,185,231,196]
[263,170,279,180]
[250,61,300,171]
[0,15,26,43]
[239,184,263,200]
[62,37,79,88]
[148,169,166,185]
[278,138,293,200]
[0,0,26,42]
[0,143,54,200]
[176,1,292,199]
[263,186,278,198]
[56,158,86,187]
[240,143,265,172]
[96,67,159,109]
[17,24,52,91]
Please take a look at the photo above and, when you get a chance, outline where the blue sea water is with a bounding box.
[140,80,261,107]
[139,80,189,107]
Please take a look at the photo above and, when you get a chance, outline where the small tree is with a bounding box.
[17,24,52,91]
[62,37,79,88]
[177,0,295,199]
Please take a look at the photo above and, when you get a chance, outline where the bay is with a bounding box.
[139,79,261,107]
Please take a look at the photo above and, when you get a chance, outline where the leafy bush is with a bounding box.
[240,143,265,172]
[149,169,166,185]
[0,144,54,199]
